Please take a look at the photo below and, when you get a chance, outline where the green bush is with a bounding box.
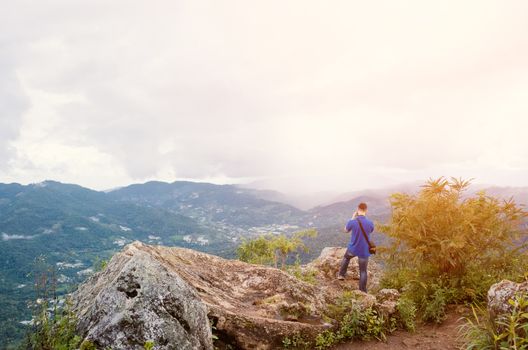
[421,285,450,323]
[282,332,312,349]
[281,290,402,349]
[313,292,397,349]
[236,235,275,265]
[23,297,82,350]
[286,255,317,285]
[79,340,96,350]
[315,306,392,349]
[237,230,317,269]
[380,178,528,323]
[287,262,318,285]
[460,293,528,349]
[93,256,108,272]
[395,297,417,332]
[21,256,82,350]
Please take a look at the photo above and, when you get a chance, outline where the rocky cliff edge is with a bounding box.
[72,242,396,349]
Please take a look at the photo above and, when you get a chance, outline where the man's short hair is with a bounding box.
[358,202,368,211]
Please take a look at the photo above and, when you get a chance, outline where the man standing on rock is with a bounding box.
[337,202,374,293]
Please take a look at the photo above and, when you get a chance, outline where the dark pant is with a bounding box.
[338,251,368,292]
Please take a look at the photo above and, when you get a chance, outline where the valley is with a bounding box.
[0,180,525,347]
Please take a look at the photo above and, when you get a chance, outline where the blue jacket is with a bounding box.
[345,215,374,258]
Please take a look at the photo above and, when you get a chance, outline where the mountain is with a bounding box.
[1,179,526,346]
[0,181,215,345]
[0,180,312,345]
[469,185,528,206]
[108,181,309,229]
[309,182,528,227]
[309,195,392,228]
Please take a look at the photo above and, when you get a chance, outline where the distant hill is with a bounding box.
[0,180,314,345]
[0,181,217,344]
[108,181,308,227]
[1,179,526,346]
[309,195,391,228]
[469,185,528,206]
[310,182,528,226]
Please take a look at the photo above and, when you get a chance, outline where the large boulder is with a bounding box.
[487,280,528,319]
[72,243,395,349]
[72,242,213,350]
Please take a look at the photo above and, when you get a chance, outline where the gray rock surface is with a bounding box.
[376,289,401,316]
[72,242,213,350]
[305,246,381,294]
[72,242,397,350]
[487,279,528,319]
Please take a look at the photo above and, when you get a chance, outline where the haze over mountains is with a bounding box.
[0,178,526,345]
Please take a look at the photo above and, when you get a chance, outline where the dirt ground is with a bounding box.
[333,306,469,350]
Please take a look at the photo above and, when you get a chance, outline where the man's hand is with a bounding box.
[343,227,349,233]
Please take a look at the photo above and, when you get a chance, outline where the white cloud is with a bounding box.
[2,233,34,241]
[1,0,528,193]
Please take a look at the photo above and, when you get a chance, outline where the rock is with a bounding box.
[71,242,213,350]
[305,247,381,293]
[73,242,331,350]
[347,290,377,309]
[376,289,400,316]
[487,279,528,319]
[376,289,400,303]
[72,243,394,350]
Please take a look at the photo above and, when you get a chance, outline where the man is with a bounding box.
[337,202,374,293]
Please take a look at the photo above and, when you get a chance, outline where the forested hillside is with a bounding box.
[1,179,526,346]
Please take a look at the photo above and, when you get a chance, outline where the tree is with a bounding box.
[237,229,317,269]
[236,235,275,265]
[270,230,317,268]
[380,177,528,320]
[382,177,526,277]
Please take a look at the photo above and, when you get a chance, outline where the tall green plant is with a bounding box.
[237,229,317,269]
[380,177,527,321]
[21,256,81,350]
[460,293,528,350]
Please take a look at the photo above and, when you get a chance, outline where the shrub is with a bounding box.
[93,256,108,272]
[79,340,96,350]
[281,290,401,349]
[314,305,392,349]
[282,332,312,349]
[421,285,450,323]
[237,230,317,269]
[236,235,275,265]
[22,256,82,350]
[287,264,318,285]
[25,298,82,350]
[313,292,396,349]
[395,297,417,332]
[380,177,527,322]
[460,293,528,349]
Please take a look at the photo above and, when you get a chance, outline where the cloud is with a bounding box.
[0,56,30,171]
[1,0,528,192]
[2,233,34,241]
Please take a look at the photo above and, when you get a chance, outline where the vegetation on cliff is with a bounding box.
[16,178,528,349]
[236,229,318,268]
[380,177,527,324]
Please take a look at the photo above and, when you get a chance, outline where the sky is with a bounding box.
[1,0,528,194]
